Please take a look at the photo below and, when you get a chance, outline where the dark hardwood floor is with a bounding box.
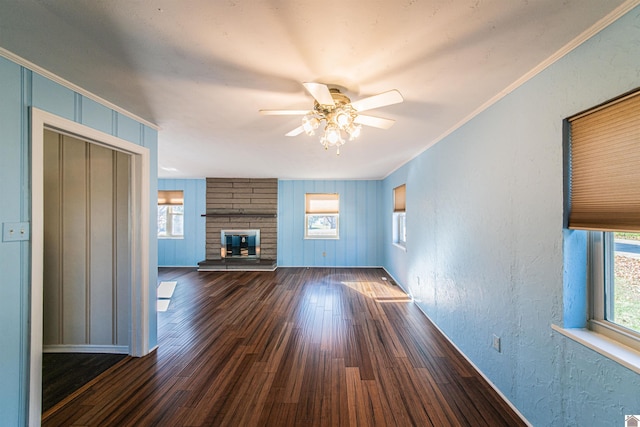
[43,267,526,426]
[42,353,128,412]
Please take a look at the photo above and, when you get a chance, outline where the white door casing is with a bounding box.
[29,108,151,426]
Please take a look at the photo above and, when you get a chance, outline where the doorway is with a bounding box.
[30,108,151,425]
[42,129,132,352]
[40,129,131,412]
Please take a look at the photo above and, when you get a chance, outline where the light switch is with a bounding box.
[2,222,30,242]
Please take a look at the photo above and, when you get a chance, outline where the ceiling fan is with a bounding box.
[259,82,403,154]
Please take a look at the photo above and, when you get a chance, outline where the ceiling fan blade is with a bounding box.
[303,82,335,106]
[350,90,403,112]
[354,115,396,129]
[286,126,304,137]
[259,109,309,116]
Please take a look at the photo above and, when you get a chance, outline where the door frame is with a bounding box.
[29,108,151,425]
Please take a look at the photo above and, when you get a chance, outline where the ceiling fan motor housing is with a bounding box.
[314,89,356,124]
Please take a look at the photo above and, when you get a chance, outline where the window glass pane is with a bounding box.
[158,206,167,235]
[306,214,338,237]
[171,207,184,236]
[399,213,406,243]
[610,232,640,332]
[393,212,406,246]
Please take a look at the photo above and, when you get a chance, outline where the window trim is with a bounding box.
[393,212,406,249]
[588,231,640,351]
[551,324,640,375]
[393,184,407,249]
[554,230,640,376]
[158,190,184,239]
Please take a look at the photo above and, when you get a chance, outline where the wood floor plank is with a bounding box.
[42,267,526,426]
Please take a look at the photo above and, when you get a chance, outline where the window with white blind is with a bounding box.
[393,184,406,248]
[566,88,640,351]
[305,193,339,239]
[158,190,184,239]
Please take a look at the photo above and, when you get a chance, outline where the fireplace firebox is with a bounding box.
[221,229,260,259]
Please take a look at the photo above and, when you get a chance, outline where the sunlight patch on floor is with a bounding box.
[341,278,410,302]
[157,299,171,312]
[157,281,177,312]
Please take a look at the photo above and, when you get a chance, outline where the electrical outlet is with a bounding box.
[492,334,501,353]
[322,251,326,257]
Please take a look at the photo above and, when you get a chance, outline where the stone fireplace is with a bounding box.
[198,178,277,271]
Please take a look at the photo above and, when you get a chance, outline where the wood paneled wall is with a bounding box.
[277,180,383,267]
[43,130,130,351]
[158,179,206,266]
[205,178,277,260]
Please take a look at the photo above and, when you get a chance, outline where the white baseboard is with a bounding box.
[381,267,411,296]
[43,344,129,354]
[380,267,530,426]
[412,302,532,427]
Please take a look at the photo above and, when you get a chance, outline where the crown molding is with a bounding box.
[0,46,159,131]
[384,0,640,179]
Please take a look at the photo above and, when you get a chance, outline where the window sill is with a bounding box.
[304,237,339,240]
[393,243,407,252]
[158,236,184,240]
[551,324,640,374]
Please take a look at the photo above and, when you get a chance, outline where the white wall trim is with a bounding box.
[551,324,640,375]
[0,47,159,131]
[379,268,530,424]
[43,345,129,354]
[29,108,151,426]
[382,0,640,179]
[413,303,532,427]
[381,267,411,297]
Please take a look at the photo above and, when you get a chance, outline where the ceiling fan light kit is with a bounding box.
[260,82,403,155]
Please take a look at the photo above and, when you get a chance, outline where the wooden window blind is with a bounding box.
[568,89,640,231]
[305,193,339,214]
[158,190,184,206]
[394,184,406,212]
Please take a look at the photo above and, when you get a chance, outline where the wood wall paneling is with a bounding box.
[61,134,88,344]
[277,180,382,267]
[89,143,114,344]
[158,179,207,267]
[43,130,131,349]
[0,55,158,425]
[42,133,62,344]
[115,152,131,345]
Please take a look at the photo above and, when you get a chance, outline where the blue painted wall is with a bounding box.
[158,179,207,266]
[278,180,382,267]
[382,7,640,426]
[0,56,158,425]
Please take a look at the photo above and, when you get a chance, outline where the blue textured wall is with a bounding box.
[0,56,158,425]
[278,180,382,267]
[158,179,206,266]
[382,7,640,426]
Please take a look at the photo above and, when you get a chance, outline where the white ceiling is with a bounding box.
[0,0,632,179]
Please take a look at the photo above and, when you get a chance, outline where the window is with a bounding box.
[305,193,339,239]
[567,88,640,351]
[393,184,406,247]
[158,190,184,239]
